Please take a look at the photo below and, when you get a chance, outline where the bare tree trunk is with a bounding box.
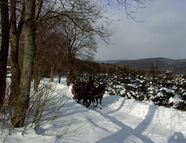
[9,0,24,106]
[33,70,41,92]
[58,74,62,84]
[11,0,36,127]
[67,48,76,85]
[0,0,10,108]
[50,66,54,82]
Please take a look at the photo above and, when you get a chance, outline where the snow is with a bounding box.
[1,79,186,143]
[169,97,183,104]
[160,88,175,94]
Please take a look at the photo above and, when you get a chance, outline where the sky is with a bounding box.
[95,0,186,60]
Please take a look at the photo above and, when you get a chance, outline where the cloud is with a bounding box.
[95,0,186,60]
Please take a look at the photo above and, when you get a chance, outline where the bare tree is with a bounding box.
[33,0,108,84]
[8,0,24,106]
[107,0,151,21]
[60,18,98,84]
[33,17,67,88]
[0,0,10,109]
[11,0,36,127]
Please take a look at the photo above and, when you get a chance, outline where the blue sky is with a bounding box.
[95,0,186,60]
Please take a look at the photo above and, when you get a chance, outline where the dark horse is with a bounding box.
[72,81,88,107]
[72,80,105,108]
[91,84,105,108]
[72,80,95,108]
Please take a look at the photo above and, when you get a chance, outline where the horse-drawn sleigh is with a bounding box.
[72,80,105,109]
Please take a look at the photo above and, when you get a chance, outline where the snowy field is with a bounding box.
[1,78,186,143]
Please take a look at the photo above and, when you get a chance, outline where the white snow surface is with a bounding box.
[1,79,186,143]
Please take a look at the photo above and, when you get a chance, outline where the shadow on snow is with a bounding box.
[95,104,157,143]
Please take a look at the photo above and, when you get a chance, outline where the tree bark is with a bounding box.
[11,0,36,127]
[67,47,76,85]
[33,70,41,92]
[50,66,54,82]
[9,0,24,106]
[0,0,10,108]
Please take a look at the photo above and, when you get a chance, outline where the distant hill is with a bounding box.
[100,58,186,72]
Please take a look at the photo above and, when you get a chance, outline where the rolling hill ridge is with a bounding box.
[101,57,186,72]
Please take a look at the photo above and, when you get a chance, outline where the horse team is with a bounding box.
[72,80,105,109]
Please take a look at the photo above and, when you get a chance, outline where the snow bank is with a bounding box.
[1,82,186,143]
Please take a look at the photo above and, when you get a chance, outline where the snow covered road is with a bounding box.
[2,82,186,143]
